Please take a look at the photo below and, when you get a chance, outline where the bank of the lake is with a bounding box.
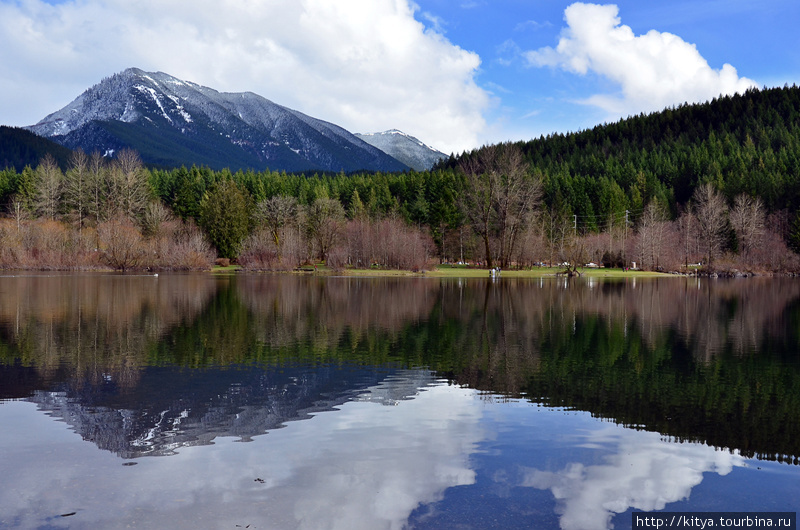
[215,263,673,278]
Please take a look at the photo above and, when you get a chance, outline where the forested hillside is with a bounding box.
[0,126,73,172]
[441,85,800,230]
[2,85,800,273]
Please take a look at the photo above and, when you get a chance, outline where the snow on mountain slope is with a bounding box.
[27,68,409,173]
[355,129,446,171]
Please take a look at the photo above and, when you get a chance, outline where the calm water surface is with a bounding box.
[0,273,798,529]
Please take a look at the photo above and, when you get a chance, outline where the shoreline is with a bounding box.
[0,265,760,279]
[214,265,675,279]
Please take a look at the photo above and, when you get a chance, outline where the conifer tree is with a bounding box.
[199,178,253,259]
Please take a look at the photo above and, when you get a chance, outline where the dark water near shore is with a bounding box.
[0,273,798,529]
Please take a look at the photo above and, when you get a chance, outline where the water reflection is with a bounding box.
[25,364,407,458]
[1,273,800,528]
[523,426,745,530]
[1,274,800,464]
[0,375,483,530]
[0,273,218,392]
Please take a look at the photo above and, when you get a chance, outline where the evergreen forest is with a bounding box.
[3,85,800,273]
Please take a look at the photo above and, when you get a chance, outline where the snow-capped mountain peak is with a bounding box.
[355,130,446,171]
[26,68,409,173]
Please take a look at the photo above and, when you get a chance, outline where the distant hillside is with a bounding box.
[442,85,800,226]
[355,130,446,171]
[0,126,73,171]
[27,68,409,173]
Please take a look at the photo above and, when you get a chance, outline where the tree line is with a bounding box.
[3,85,800,272]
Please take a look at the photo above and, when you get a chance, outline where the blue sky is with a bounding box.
[413,0,800,144]
[1,0,798,154]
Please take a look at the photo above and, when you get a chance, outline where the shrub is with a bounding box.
[336,217,434,271]
[97,216,145,271]
[239,228,305,271]
[0,219,101,270]
[148,219,215,270]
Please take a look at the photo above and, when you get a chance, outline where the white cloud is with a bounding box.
[419,10,447,34]
[0,0,488,154]
[525,2,757,117]
[522,425,745,530]
[514,20,553,32]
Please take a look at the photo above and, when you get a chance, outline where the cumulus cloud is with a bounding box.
[0,0,488,154]
[525,2,757,117]
[522,425,745,530]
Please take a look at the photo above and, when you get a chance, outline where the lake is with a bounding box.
[0,273,798,529]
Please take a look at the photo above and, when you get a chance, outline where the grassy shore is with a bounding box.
[214,263,672,278]
[423,265,669,278]
[211,264,243,273]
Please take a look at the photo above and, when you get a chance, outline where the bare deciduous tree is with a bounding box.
[327,216,433,271]
[459,143,542,268]
[109,149,150,221]
[87,151,110,222]
[494,147,543,268]
[730,194,765,262]
[254,195,300,258]
[34,154,63,220]
[676,204,699,269]
[459,148,496,267]
[541,208,573,267]
[64,150,89,234]
[692,183,728,266]
[304,197,345,262]
[8,194,27,232]
[98,216,146,271]
[636,201,668,270]
[141,200,174,238]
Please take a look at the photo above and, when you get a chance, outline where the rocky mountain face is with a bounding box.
[26,68,409,173]
[355,129,447,171]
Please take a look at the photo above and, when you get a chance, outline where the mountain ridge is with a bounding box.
[26,68,410,173]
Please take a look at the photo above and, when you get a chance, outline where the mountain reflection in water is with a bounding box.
[0,273,799,529]
[0,376,483,530]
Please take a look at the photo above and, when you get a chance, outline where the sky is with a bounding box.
[1,0,799,155]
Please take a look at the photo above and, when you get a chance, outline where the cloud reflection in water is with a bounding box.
[0,375,484,529]
[522,425,746,530]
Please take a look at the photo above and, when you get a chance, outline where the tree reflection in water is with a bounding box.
[1,274,799,463]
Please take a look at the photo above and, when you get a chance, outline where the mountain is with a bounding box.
[355,129,446,171]
[0,126,74,171]
[26,68,409,173]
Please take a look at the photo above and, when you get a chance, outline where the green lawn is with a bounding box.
[211,264,242,273]
[211,262,672,278]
